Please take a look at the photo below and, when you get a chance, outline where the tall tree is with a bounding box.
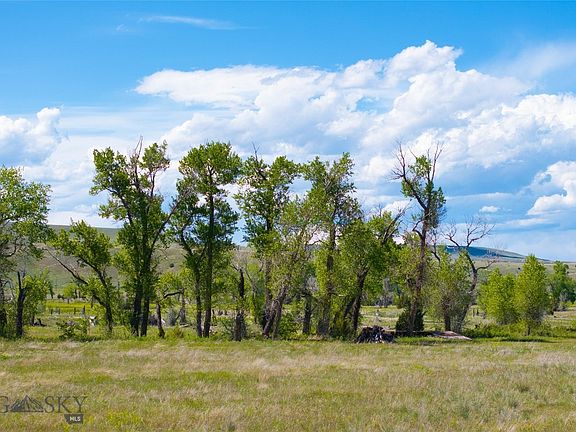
[235,152,299,329]
[177,141,241,337]
[263,197,317,338]
[478,268,517,325]
[427,248,472,332]
[443,218,494,329]
[50,221,118,335]
[548,261,576,311]
[333,210,400,337]
[91,139,176,336]
[0,167,50,337]
[304,153,359,336]
[515,255,550,335]
[391,143,445,334]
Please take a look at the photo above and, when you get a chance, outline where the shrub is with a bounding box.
[395,308,424,332]
[56,318,88,340]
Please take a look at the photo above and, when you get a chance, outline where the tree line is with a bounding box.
[1,140,573,339]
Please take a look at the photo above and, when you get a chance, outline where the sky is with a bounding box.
[1,1,576,260]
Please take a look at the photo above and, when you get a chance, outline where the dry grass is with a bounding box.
[1,338,576,431]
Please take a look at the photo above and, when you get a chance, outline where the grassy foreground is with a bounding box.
[1,338,576,431]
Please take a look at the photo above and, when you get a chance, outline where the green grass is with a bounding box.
[1,337,576,431]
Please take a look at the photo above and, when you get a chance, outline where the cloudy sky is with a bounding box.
[1,2,576,260]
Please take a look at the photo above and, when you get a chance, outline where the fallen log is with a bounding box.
[356,326,394,343]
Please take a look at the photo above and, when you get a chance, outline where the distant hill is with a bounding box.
[443,245,531,262]
[50,224,120,240]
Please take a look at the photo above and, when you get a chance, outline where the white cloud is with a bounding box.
[0,108,62,165]
[480,206,499,213]
[496,41,576,82]
[141,15,237,30]
[528,161,576,215]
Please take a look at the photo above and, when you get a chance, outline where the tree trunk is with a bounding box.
[104,302,114,335]
[0,282,7,337]
[15,271,26,338]
[263,257,272,329]
[263,284,289,338]
[443,314,452,332]
[131,284,142,336]
[409,219,428,335]
[302,291,312,335]
[233,269,246,341]
[140,289,150,337]
[352,271,368,335]
[179,292,187,325]
[317,226,336,336]
[156,302,165,338]
[203,194,215,338]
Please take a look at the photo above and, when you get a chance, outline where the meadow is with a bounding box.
[2,302,576,431]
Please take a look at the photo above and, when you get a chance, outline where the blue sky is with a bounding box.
[1,1,576,260]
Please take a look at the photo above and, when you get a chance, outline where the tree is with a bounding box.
[391,143,445,334]
[235,152,300,329]
[155,271,185,338]
[443,218,493,329]
[304,153,360,336]
[549,261,576,311]
[177,141,241,337]
[50,221,118,335]
[515,255,550,335]
[91,139,176,336]
[332,210,400,338]
[263,197,317,338]
[478,268,517,325]
[427,248,472,332]
[13,270,52,337]
[0,166,50,337]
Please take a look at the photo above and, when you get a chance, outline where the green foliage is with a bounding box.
[478,269,518,325]
[51,220,119,334]
[549,261,576,311]
[62,283,79,300]
[235,154,300,255]
[515,255,550,335]
[426,249,472,332]
[56,318,88,340]
[91,140,173,336]
[395,308,424,332]
[175,141,242,337]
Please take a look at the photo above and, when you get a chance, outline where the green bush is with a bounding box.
[56,318,88,340]
[395,308,424,332]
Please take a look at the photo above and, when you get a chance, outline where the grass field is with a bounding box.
[1,336,576,431]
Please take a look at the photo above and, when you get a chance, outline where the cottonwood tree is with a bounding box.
[333,210,401,338]
[235,152,299,329]
[0,167,50,337]
[91,140,176,336]
[154,272,185,338]
[13,270,52,337]
[515,255,550,335]
[304,153,360,336]
[427,248,472,332]
[176,141,241,337]
[478,268,517,325]
[548,261,576,311]
[391,143,445,334]
[50,221,119,335]
[263,197,317,338]
[443,218,494,328]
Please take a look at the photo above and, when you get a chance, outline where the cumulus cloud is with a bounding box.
[0,108,62,165]
[480,206,499,214]
[528,161,576,215]
[136,40,576,189]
